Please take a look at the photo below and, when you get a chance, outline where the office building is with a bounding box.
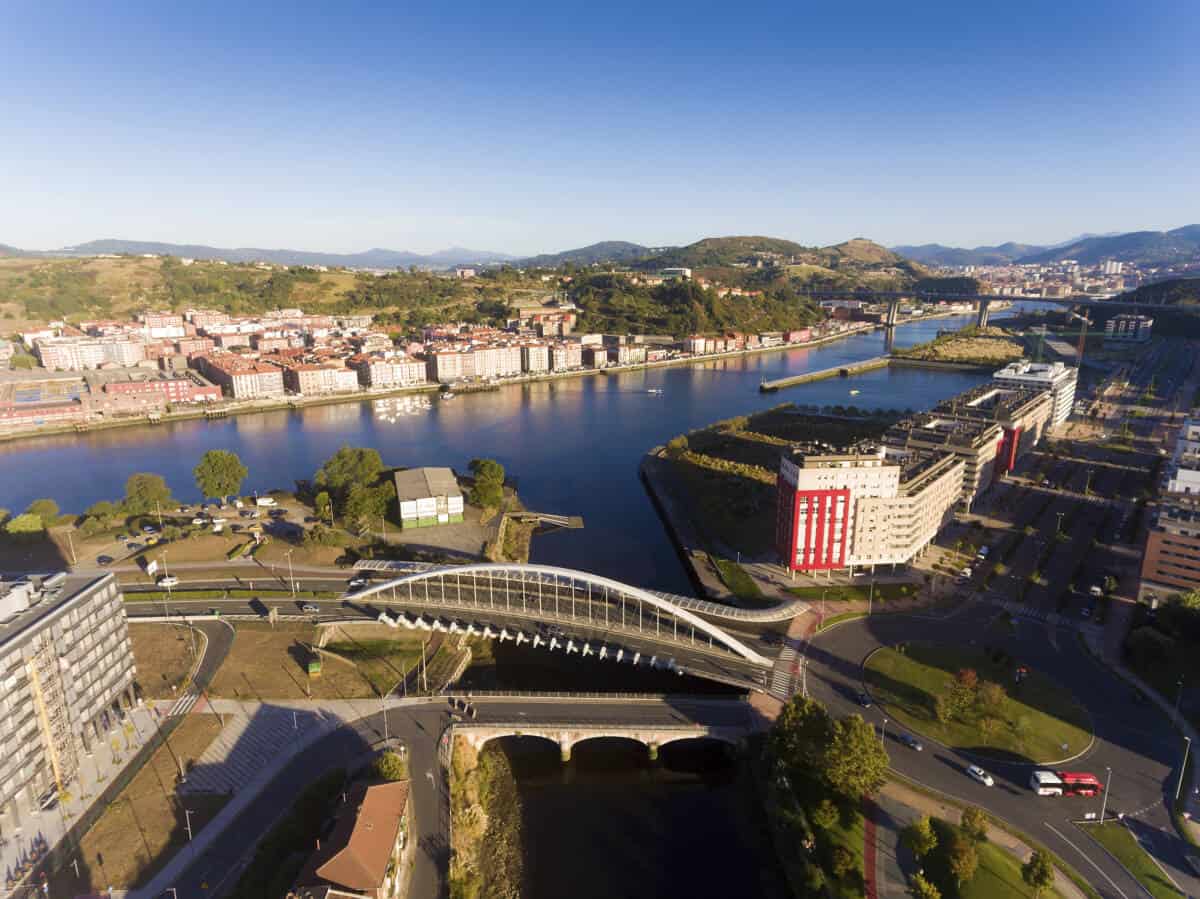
[1142,495,1200,596]
[0,573,135,819]
[993,361,1077,427]
[775,443,963,573]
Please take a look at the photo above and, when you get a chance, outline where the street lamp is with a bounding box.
[285,548,296,598]
[1176,678,1185,719]
[1177,736,1192,802]
[1099,766,1112,824]
[881,718,888,747]
[184,808,194,842]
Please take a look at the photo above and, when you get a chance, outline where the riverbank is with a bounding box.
[0,322,878,448]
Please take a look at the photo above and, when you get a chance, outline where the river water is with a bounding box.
[0,313,998,592]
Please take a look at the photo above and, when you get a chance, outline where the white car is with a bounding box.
[967,765,994,787]
[157,575,180,588]
[959,567,973,579]
[191,517,207,525]
[348,576,369,589]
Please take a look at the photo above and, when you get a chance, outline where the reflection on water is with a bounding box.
[0,313,998,592]
[502,737,787,899]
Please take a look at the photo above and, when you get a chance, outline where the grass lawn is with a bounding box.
[255,538,356,566]
[1086,823,1183,899]
[864,644,1091,762]
[925,818,1064,899]
[49,714,226,895]
[130,533,242,564]
[713,558,763,601]
[824,806,866,899]
[208,621,377,700]
[128,623,199,699]
[819,611,867,631]
[325,635,427,695]
[787,582,918,603]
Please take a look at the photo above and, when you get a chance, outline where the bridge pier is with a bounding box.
[560,739,572,763]
[647,742,659,762]
[884,300,901,327]
[976,298,991,328]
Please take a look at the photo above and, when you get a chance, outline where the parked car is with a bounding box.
[856,691,873,709]
[191,517,207,525]
[959,567,973,578]
[96,555,113,566]
[1088,585,1104,598]
[898,733,923,751]
[157,575,180,588]
[142,525,157,534]
[126,542,142,551]
[967,765,995,787]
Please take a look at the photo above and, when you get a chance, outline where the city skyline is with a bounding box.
[2,1,1198,254]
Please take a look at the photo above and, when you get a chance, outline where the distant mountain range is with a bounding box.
[894,225,1200,267]
[27,239,516,269]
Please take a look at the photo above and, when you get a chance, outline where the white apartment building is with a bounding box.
[34,336,148,371]
[521,344,550,373]
[355,358,427,388]
[993,361,1077,426]
[551,343,583,371]
[0,573,135,819]
[775,444,963,572]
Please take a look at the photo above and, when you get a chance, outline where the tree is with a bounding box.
[194,450,248,504]
[85,500,119,521]
[822,714,889,798]
[468,458,505,509]
[947,833,979,886]
[315,446,384,509]
[977,681,1006,715]
[803,865,826,893]
[902,815,938,859]
[1022,848,1055,897]
[162,524,183,542]
[1103,575,1119,595]
[960,806,988,844]
[25,498,59,522]
[123,473,173,516]
[829,845,857,879]
[344,482,396,531]
[909,872,941,899]
[373,750,408,781]
[314,490,333,523]
[811,798,838,830]
[4,513,45,537]
[770,694,833,770]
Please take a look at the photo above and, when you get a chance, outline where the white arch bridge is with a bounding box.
[349,562,798,685]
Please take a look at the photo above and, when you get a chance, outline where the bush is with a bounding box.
[373,750,409,782]
[829,844,858,880]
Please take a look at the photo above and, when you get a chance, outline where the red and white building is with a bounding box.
[775,444,963,573]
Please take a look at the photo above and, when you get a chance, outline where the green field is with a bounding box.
[925,818,1064,898]
[864,644,1091,762]
[712,558,763,601]
[1086,823,1183,899]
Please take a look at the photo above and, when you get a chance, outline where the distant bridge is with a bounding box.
[799,288,1187,328]
[452,720,745,761]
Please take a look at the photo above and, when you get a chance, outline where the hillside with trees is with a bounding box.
[1018,225,1200,265]
[1116,277,1200,306]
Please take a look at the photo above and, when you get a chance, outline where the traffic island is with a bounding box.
[863,643,1093,764]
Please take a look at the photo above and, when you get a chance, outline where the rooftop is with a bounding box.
[933,384,1050,422]
[787,441,887,468]
[294,780,410,893]
[393,466,462,501]
[0,572,111,649]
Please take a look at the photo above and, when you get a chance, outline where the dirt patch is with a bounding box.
[48,714,226,894]
[208,621,377,700]
[129,623,200,699]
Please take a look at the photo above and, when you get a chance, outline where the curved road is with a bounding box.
[804,600,1196,899]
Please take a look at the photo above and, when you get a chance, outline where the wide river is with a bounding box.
[0,313,1001,593]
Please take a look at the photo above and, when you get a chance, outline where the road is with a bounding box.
[148,696,755,899]
[804,601,1199,899]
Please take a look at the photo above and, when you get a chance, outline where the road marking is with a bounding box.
[1043,822,1131,899]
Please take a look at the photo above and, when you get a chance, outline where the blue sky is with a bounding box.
[2,0,1197,255]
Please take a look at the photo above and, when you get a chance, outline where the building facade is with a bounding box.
[0,573,135,819]
[993,361,1077,427]
[775,444,963,572]
[1105,314,1153,344]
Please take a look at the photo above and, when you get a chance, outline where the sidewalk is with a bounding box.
[1,704,159,894]
[873,780,1089,899]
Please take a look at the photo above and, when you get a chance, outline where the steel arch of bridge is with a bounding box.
[350,562,774,667]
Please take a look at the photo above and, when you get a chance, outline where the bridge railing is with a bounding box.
[443,690,749,701]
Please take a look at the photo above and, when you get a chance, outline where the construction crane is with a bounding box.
[1066,309,1092,367]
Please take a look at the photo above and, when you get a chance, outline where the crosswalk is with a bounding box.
[769,644,799,700]
[166,689,201,717]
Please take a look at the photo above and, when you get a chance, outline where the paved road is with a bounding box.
[146,696,755,899]
[804,601,1198,899]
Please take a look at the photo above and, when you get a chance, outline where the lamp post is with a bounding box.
[868,577,876,616]
[1177,736,1192,802]
[285,548,296,598]
[381,695,389,743]
[881,718,888,747]
[1176,678,1185,719]
[184,808,194,842]
[1099,766,1112,824]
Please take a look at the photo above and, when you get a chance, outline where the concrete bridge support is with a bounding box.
[976,298,991,328]
[884,300,901,327]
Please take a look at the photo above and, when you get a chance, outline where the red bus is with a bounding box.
[1057,771,1104,796]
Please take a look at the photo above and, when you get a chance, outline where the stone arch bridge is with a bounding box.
[452,720,746,762]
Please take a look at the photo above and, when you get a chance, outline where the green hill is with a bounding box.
[1117,278,1200,306]
[519,241,656,268]
[1019,225,1200,266]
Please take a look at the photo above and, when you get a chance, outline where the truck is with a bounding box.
[1029,770,1064,796]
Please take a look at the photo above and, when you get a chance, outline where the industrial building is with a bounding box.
[394,467,465,528]
[775,443,963,573]
[993,361,1077,427]
[0,573,135,821]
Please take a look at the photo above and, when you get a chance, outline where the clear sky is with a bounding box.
[2,0,1197,255]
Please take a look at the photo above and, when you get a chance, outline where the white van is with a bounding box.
[256,496,277,507]
[1029,770,1063,796]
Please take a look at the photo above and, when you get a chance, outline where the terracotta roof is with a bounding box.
[297,781,409,893]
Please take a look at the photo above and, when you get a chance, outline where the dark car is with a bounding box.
[96,555,114,566]
[898,733,923,751]
[857,692,873,709]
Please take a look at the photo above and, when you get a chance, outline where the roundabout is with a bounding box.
[862,642,1093,764]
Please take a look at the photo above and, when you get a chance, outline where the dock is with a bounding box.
[759,355,890,392]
